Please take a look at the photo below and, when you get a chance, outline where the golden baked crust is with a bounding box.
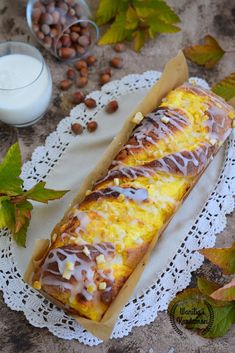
[32,83,234,321]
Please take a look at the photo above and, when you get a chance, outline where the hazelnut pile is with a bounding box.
[59,44,125,92]
[57,43,126,135]
[31,0,93,60]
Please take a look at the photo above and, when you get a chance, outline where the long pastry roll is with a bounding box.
[32,83,235,322]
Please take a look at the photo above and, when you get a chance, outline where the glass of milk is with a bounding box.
[0,41,52,127]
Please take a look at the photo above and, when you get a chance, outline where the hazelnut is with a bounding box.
[44,36,52,48]
[86,55,97,66]
[51,10,60,24]
[37,31,45,40]
[32,24,40,33]
[110,57,123,69]
[75,44,85,55]
[41,13,53,25]
[76,76,88,88]
[114,43,126,52]
[74,60,87,70]
[59,79,73,90]
[70,25,81,33]
[72,91,85,104]
[105,100,119,113]
[58,1,69,13]
[78,35,90,47]
[47,3,55,14]
[71,123,83,135]
[84,98,97,109]
[80,67,88,77]
[41,23,50,35]
[101,67,112,76]
[70,32,79,42]
[87,121,98,133]
[100,73,110,85]
[50,27,59,38]
[58,47,76,59]
[61,34,72,48]
[32,8,41,23]
[66,68,76,80]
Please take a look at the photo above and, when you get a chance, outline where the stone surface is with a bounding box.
[0,0,235,352]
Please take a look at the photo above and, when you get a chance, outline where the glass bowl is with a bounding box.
[26,0,99,62]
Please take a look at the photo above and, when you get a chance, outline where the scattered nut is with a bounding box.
[84,98,97,109]
[71,91,85,104]
[87,121,98,133]
[66,68,76,80]
[76,76,88,88]
[86,55,97,66]
[74,60,87,70]
[100,73,110,85]
[114,43,126,52]
[101,67,112,76]
[59,79,73,90]
[71,123,83,135]
[80,67,88,77]
[110,56,123,69]
[105,100,119,113]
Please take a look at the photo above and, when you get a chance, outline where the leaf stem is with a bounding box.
[10,195,27,204]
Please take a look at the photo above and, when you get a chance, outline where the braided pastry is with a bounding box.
[32,83,235,322]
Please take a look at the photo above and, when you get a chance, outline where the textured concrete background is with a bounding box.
[0,0,235,352]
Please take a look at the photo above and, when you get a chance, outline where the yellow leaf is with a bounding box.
[95,0,119,26]
[212,73,235,101]
[183,35,225,69]
[99,13,132,45]
[133,29,146,51]
[126,6,139,30]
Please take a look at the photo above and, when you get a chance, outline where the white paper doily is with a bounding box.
[0,71,235,346]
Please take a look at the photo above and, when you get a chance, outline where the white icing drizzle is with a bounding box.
[86,186,149,203]
[40,243,115,302]
[118,108,189,159]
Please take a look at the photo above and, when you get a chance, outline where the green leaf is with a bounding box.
[134,0,180,24]
[0,143,23,196]
[147,16,180,36]
[99,13,132,45]
[95,0,119,25]
[14,200,32,233]
[0,199,15,231]
[203,302,235,338]
[13,218,29,247]
[126,6,139,30]
[133,29,146,51]
[197,277,221,296]
[211,278,235,302]
[212,73,235,101]
[183,35,225,69]
[25,182,68,203]
[199,243,235,275]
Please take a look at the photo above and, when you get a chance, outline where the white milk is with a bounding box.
[0,54,52,126]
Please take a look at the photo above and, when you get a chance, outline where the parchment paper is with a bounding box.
[23,51,234,340]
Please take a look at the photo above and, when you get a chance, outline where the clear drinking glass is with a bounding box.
[26,0,99,62]
[0,41,52,127]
